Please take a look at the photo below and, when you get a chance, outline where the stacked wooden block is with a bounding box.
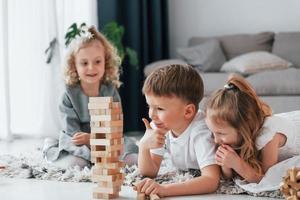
[88,97,124,200]
[280,167,300,200]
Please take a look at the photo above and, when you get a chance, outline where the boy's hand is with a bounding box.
[139,118,168,150]
[215,144,240,169]
[72,132,90,146]
[133,178,165,197]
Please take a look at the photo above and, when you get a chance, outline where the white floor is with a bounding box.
[0,138,280,200]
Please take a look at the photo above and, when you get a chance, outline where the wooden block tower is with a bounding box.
[88,97,125,199]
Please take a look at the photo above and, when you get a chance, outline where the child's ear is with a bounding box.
[184,103,196,119]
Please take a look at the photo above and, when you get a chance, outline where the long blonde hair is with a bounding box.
[64,26,122,88]
[205,74,272,175]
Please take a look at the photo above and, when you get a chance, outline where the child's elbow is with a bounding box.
[139,169,157,178]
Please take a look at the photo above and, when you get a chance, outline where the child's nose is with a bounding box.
[148,109,157,120]
[214,137,221,144]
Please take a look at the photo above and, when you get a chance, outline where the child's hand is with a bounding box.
[215,144,240,169]
[133,178,165,197]
[72,132,90,146]
[139,118,168,150]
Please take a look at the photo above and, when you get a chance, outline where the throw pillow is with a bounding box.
[188,32,275,60]
[176,39,226,72]
[272,32,300,69]
[143,59,188,77]
[220,51,292,75]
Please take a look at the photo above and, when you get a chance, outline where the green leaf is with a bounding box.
[126,47,139,68]
[101,21,139,69]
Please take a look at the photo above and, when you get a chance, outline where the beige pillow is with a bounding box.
[220,51,292,74]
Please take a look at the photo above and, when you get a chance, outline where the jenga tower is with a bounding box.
[88,97,125,200]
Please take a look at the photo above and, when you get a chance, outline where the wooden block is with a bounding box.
[290,169,297,182]
[91,150,122,158]
[91,121,123,128]
[98,179,123,187]
[94,161,124,169]
[93,192,119,199]
[90,138,124,146]
[91,114,123,121]
[88,102,114,109]
[287,195,297,200]
[91,126,123,133]
[92,173,124,182]
[290,188,297,196]
[89,97,113,103]
[90,143,124,152]
[93,156,119,164]
[89,108,122,115]
[150,194,160,200]
[93,167,120,175]
[100,120,123,127]
[296,171,300,180]
[91,132,123,140]
[91,121,101,127]
[93,186,121,194]
[287,180,300,191]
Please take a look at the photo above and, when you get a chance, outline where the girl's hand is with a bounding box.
[215,144,240,169]
[72,132,90,146]
[133,178,165,197]
[139,118,168,150]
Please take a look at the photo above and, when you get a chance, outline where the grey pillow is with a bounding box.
[189,32,275,60]
[272,32,300,68]
[177,39,226,72]
[246,68,300,95]
[143,59,188,76]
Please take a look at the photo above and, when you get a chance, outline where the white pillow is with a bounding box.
[220,51,293,74]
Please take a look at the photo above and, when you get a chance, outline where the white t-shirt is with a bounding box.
[256,111,300,162]
[150,110,216,170]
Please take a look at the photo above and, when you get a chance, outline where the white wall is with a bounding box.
[168,0,300,57]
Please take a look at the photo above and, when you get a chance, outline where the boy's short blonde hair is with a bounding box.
[142,64,204,110]
[64,26,122,88]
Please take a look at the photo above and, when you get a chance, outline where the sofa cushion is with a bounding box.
[177,39,226,72]
[220,51,292,75]
[188,32,275,60]
[272,32,300,68]
[143,59,188,76]
[246,68,300,95]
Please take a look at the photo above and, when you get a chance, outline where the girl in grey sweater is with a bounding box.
[43,25,138,168]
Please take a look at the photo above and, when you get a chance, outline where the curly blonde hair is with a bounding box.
[64,26,122,88]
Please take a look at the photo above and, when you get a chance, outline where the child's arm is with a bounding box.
[138,119,166,177]
[220,166,233,180]
[135,164,220,197]
[260,132,285,172]
[216,145,262,183]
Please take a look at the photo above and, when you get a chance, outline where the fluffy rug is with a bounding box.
[0,151,283,198]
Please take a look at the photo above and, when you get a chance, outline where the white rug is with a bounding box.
[0,151,283,198]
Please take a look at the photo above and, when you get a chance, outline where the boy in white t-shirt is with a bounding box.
[135,64,220,197]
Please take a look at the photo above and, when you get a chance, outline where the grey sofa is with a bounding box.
[144,32,300,113]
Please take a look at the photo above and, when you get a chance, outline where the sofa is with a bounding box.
[144,31,300,113]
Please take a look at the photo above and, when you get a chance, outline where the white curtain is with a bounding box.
[0,0,98,139]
